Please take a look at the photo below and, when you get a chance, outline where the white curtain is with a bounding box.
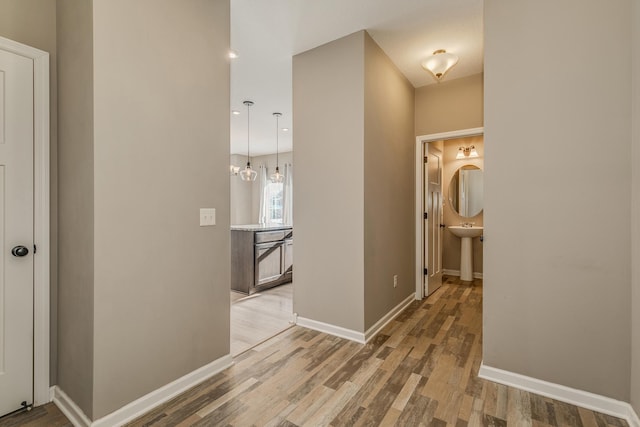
[258,164,268,225]
[283,163,293,225]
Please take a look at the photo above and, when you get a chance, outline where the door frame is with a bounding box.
[0,36,50,406]
[415,127,483,300]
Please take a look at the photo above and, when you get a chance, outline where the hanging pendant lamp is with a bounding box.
[239,100,257,182]
[270,112,285,183]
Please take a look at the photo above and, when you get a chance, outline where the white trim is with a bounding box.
[415,127,484,301]
[296,317,366,344]
[53,355,233,427]
[442,269,483,279]
[52,386,91,427]
[479,364,640,427]
[297,293,415,345]
[364,293,415,342]
[0,36,50,407]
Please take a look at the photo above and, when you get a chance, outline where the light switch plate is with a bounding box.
[200,208,216,226]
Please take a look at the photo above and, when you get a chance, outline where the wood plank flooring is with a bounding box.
[2,277,629,426]
[126,276,629,427]
[0,403,71,427]
[231,283,293,356]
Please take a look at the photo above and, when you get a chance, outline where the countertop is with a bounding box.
[231,224,293,231]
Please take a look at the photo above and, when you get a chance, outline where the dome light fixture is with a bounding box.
[421,49,459,82]
[270,112,285,183]
[239,100,258,182]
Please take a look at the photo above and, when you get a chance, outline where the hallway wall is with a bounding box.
[631,0,640,416]
[484,0,631,401]
[415,73,483,136]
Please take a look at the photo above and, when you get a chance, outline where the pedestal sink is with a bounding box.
[448,226,483,281]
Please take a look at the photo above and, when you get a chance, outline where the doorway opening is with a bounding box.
[415,128,484,300]
[229,153,294,356]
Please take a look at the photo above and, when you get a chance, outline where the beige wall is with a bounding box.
[230,152,293,225]
[293,31,366,332]
[484,0,631,401]
[415,73,483,136]
[363,33,415,329]
[91,0,230,418]
[56,0,95,416]
[293,31,415,333]
[442,136,483,274]
[0,0,59,385]
[632,0,640,415]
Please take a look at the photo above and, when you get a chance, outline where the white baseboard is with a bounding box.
[52,386,92,427]
[296,293,415,345]
[479,363,640,427]
[296,316,366,344]
[364,293,415,342]
[442,269,483,279]
[52,354,233,427]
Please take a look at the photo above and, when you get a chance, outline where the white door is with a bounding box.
[424,144,443,296]
[0,48,34,416]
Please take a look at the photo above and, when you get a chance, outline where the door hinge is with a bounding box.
[424,212,428,219]
[424,268,428,275]
[424,157,428,163]
[33,244,37,254]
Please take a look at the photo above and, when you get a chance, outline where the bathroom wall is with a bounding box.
[230,151,293,225]
[442,136,483,276]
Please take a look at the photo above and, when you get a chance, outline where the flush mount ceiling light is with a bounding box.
[228,49,239,59]
[239,100,257,182]
[421,49,459,82]
[456,145,479,160]
[270,112,285,183]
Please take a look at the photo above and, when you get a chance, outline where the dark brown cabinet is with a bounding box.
[231,227,293,294]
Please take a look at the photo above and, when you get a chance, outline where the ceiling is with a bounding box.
[230,0,484,156]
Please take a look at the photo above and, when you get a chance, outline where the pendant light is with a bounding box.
[270,112,284,183]
[239,100,257,182]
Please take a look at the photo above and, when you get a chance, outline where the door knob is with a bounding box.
[11,245,29,257]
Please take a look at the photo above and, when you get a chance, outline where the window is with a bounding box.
[264,182,284,224]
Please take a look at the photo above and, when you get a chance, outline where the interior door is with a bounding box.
[0,48,35,416]
[424,144,443,296]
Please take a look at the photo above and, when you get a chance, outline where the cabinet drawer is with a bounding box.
[255,230,286,243]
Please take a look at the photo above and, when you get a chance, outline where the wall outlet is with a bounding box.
[200,208,216,226]
[393,275,398,288]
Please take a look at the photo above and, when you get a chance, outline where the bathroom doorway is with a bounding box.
[415,128,484,299]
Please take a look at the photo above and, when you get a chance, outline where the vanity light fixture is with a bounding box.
[270,112,285,183]
[239,100,258,182]
[231,110,240,115]
[421,49,459,82]
[456,145,479,160]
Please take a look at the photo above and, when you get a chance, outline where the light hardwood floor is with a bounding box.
[125,276,628,427]
[231,283,294,356]
[2,277,629,426]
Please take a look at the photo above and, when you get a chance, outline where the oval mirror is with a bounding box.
[449,165,484,218]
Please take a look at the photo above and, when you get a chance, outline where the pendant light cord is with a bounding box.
[246,102,250,164]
